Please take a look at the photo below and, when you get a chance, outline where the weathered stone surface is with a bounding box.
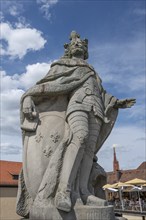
[30,204,115,220]
[16,31,135,220]
[115,218,127,220]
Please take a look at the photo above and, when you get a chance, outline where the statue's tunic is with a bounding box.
[67,76,105,121]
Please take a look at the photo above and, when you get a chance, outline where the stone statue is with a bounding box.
[16,31,135,220]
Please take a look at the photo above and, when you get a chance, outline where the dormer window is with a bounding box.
[12,174,19,180]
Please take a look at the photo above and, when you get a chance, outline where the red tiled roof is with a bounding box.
[1,160,146,186]
[0,160,22,186]
[107,162,146,184]
[137,161,146,170]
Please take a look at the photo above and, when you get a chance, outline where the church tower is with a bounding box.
[113,146,119,172]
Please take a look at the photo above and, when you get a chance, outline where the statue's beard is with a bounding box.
[71,48,84,57]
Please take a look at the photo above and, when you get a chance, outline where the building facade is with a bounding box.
[0,160,22,220]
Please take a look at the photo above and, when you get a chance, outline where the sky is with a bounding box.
[0,0,146,172]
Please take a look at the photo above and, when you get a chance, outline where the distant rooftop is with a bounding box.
[137,161,146,170]
[0,160,146,186]
[107,161,146,184]
[0,160,22,186]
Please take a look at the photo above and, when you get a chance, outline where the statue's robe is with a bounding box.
[16,58,118,217]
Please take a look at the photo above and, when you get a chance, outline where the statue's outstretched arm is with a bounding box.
[114,98,136,109]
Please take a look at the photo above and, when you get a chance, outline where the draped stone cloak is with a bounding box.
[16,58,118,217]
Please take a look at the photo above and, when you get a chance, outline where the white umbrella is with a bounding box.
[107,188,118,192]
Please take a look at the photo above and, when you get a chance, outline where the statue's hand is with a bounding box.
[22,96,36,120]
[114,98,136,109]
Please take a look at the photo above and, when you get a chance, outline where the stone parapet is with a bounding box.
[30,204,116,220]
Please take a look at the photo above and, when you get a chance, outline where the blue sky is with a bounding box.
[1,0,146,172]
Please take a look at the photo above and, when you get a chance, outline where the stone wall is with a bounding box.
[0,187,20,220]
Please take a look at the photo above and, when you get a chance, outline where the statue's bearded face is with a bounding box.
[70,39,86,58]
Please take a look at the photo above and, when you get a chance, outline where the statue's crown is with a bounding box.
[63,31,88,60]
[69,31,80,41]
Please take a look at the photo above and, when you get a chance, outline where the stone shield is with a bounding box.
[23,111,66,200]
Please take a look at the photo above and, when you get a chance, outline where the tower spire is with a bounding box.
[113,145,119,172]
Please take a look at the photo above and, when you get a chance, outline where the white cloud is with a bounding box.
[1,142,22,155]
[0,11,4,21]
[1,1,23,18]
[36,0,58,20]
[1,71,24,135]
[1,61,52,160]
[14,16,30,29]
[19,62,51,89]
[0,22,47,59]
[1,70,20,92]
[1,89,24,135]
[9,5,19,16]
[1,61,51,93]
[1,135,23,161]
[133,8,146,16]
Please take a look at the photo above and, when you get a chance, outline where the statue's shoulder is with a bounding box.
[51,58,94,70]
[51,58,72,67]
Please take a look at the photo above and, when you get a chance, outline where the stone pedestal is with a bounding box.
[30,204,115,220]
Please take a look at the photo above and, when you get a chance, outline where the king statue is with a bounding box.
[16,31,135,220]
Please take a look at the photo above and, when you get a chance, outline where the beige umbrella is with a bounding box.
[109,182,133,210]
[103,184,113,189]
[125,178,146,185]
[109,182,125,210]
[110,182,132,188]
[102,183,118,201]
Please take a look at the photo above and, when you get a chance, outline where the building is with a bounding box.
[0,160,22,220]
[107,147,146,184]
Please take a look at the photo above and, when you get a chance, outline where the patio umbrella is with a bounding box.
[102,184,119,201]
[109,182,126,210]
[125,179,146,212]
[107,188,118,192]
[103,184,113,189]
[125,178,146,185]
[109,182,134,210]
[110,182,132,188]
[130,186,143,212]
